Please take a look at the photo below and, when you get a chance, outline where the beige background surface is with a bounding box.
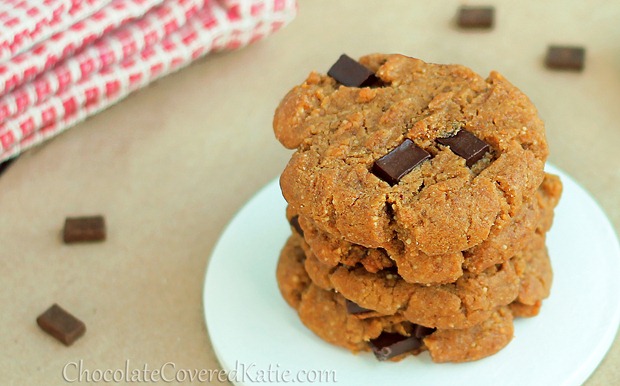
[1,0,619,385]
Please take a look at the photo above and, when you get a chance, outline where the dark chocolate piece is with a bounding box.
[457,6,494,29]
[371,139,430,185]
[63,215,106,243]
[289,215,304,237]
[345,299,373,315]
[436,130,490,167]
[369,332,422,361]
[545,46,585,71]
[382,266,399,275]
[36,304,86,346]
[327,54,378,87]
[413,324,436,339]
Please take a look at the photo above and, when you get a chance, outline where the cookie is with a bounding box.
[463,173,561,274]
[292,233,525,329]
[276,237,515,362]
[423,306,513,363]
[513,241,553,307]
[276,234,313,309]
[275,54,548,267]
[282,230,552,329]
[293,173,562,284]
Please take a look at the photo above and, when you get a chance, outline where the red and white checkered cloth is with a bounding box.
[0,0,297,162]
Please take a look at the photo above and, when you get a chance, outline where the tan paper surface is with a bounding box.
[1,1,618,384]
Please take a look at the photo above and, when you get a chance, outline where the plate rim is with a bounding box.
[203,163,620,386]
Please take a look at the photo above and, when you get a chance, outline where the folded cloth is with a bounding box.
[0,0,297,162]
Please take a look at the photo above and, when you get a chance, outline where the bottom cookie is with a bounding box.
[276,238,515,363]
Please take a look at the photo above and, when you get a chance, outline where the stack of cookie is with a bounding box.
[273,54,562,363]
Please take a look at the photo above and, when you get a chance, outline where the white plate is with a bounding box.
[203,164,620,386]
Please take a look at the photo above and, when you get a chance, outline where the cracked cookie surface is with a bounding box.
[276,54,548,266]
[276,235,515,362]
[291,173,561,284]
[286,233,550,330]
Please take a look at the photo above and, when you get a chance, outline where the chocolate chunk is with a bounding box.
[382,266,399,275]
[63,215,106,243]
[545,46,585,71]
[345,299,373,315]
[327,54,378,87]
[372,139,430,185]
[36,304,86,346]
[369,332,422,361]
[413,324,436,339]
[436,130,490,167]
[289,215,304,237]
[457,6,494,29]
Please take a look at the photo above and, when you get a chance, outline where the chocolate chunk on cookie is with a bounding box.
[414,325,436,339]
[369,332,422,361]
[436,129,490,167]
[345,300,374,315]
[327,54,378,87]
[371,139,430,185]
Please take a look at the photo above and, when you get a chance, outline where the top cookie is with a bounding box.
[275,54,548,255]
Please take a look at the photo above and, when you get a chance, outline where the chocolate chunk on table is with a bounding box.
[63,215,106,243]
[327,54,378,87]
[372,139,430,185]
[36,304,86,346]
[545,46,586,71]
[436,130,490,167]
[457,6,494,29]
[345,299,373,315]
[369,332,422,361]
